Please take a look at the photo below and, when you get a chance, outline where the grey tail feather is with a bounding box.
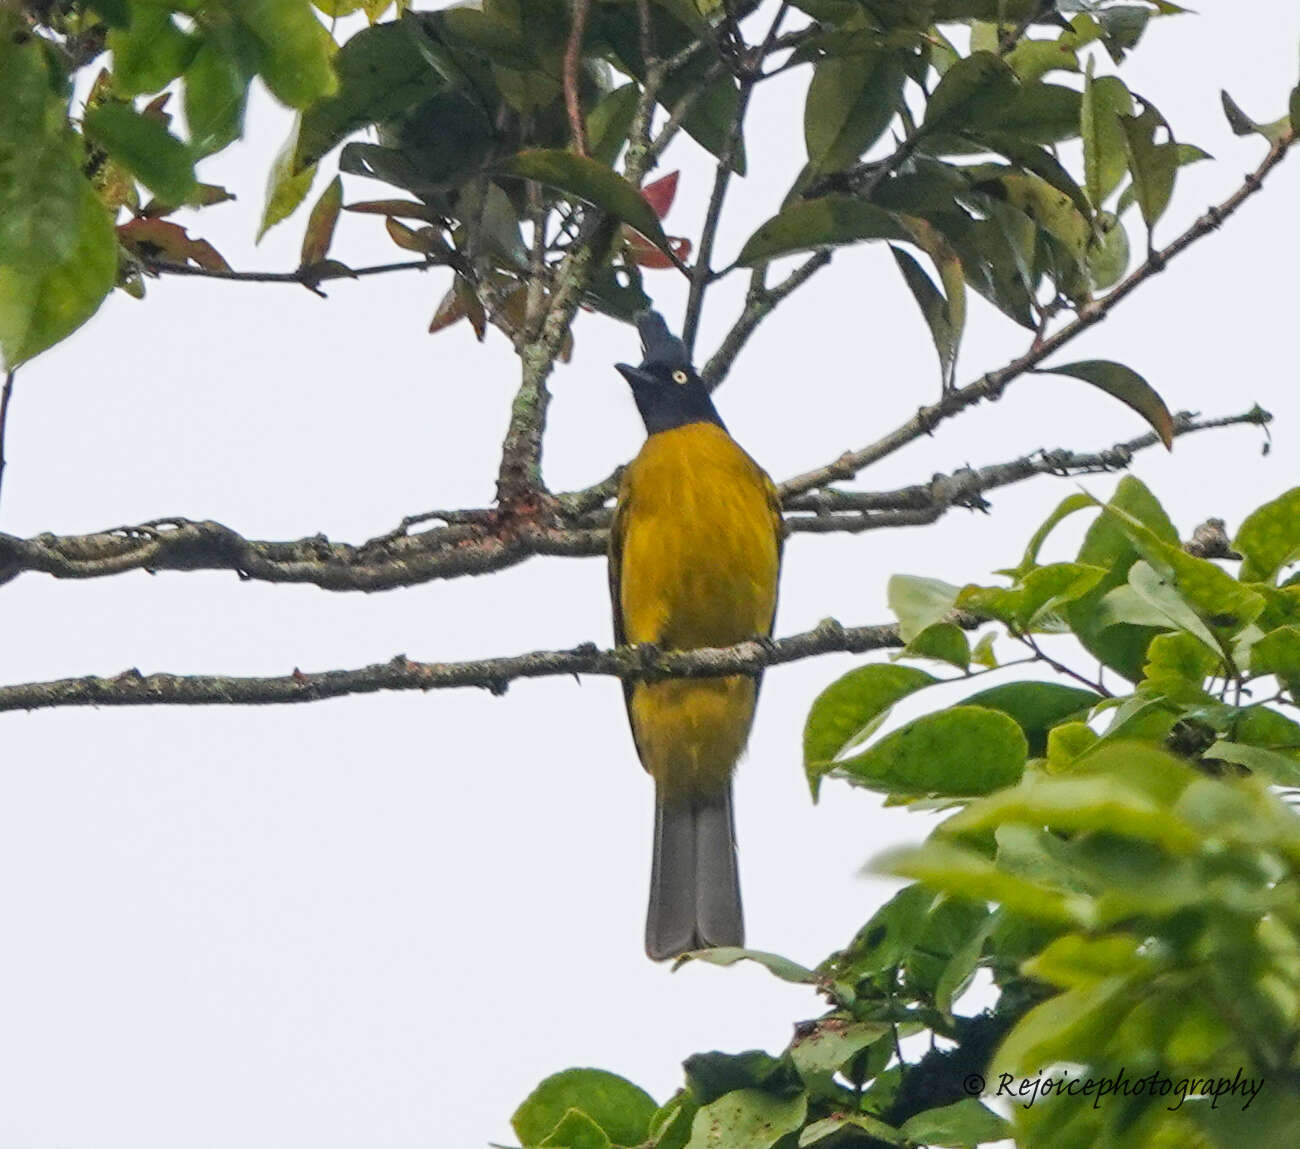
[645,784,744,961]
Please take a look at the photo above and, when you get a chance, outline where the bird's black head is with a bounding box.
[616,310,725,436]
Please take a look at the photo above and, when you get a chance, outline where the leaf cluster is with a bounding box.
[513,477,1300,1148]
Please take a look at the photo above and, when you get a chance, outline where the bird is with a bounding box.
[609,309,783,960]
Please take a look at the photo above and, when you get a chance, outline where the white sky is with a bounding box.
[2,3,1298,1145]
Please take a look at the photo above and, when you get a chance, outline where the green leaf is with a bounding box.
[1251,626,1300,688]
[684,1052,798,1106]
[957,563,1104,631]
[1119,106,1177,232]
[1207,741,1300,786]
[0,175,116,364]
[296,20,446,170]
[513,1070,658,1148]
[658,57,746,175]
[436,6,539,70]
[1142,630,1220,695]
[539,1109,612,1149]
[960,682,1101,757]
[260,120,317,239]
[184,38,251,157]
[899,1100,1011,1148]
[799,1114,902,1146]
[1022,933,1143,989]
[108,8,200,96]
[1097,501,1266,637]
[805,46,906,174]
[737,197,905,266]
[790,1020,890,1098]
[1064,475,1179,682]
[967,166,1090,272]
[834,884,935,981]
[833,707,1027,797]
[888,574,962,640]
[1088,209,1129,290]
[1035,360,1173,448]
[922,51,1018,133]
[994,82,1083,145]
[1005,492,1095,579]
[1005,37,1078,83]
[1081,73,1133,206]
[0,43,83,273]
[83,104,197,205]
[968,131,1092,220]
[900,622,970,670]
[1236,488,1300,583]
[942,772,1202,854]
[803,663,939,797]
[680,948,817,984]
[495,150,675,259]
[235,0,338,109]
[587,83,639,168]
[996,978,1132,1073]
[1221,90,1292,144]
[890,245,961,388]
[684,1090,806,1149]
[878,841,1088,926]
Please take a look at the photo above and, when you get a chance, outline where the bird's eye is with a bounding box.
[671,370,689,385]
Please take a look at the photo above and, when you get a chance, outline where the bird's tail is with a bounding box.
[646,783,743,961]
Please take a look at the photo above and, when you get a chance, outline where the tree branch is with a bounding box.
[680,0,790,356]
[0,408,1262,592]
[779,134,1295,498]
[141,256,448,290]
[701,250,832,388]
[563,0,592,155]
[0,617,923,714]
[0,368,15,511]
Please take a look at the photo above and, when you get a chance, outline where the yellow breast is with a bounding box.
[617,422,781,651]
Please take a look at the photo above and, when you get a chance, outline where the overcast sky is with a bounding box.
[2,3,1299,1146]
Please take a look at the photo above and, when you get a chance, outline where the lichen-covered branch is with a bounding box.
[0,408,1262,592]
[0,617,918,715]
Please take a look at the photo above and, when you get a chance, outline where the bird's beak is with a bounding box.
[615,363,656,389]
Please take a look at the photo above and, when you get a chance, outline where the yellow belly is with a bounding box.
[616,423,781,796]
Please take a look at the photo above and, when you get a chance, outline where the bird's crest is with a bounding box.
[634,309,691,371]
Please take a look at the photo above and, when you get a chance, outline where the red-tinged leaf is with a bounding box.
[142,92,172,125]
[429,284,467,334]
[301,176,343,266]
[457,276,486,340]
[141,183,236,217]
[624,230,692,269]
[641,171,679,220]
[385,216,450,256]
[345,199,441,221]
[116,218,230,270]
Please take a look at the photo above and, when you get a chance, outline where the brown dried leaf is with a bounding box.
[301,175,343,266]
[117,219,231,271]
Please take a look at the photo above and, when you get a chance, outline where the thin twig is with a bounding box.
[141,257,448,287]
[0,369,15,511]
[563,0,592,156]
[780,136,1295,498]
[701,250,832,388]
[681,1,791,355]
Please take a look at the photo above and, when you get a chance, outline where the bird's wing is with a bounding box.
[763,466,785,635]
[608,467,644,747]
